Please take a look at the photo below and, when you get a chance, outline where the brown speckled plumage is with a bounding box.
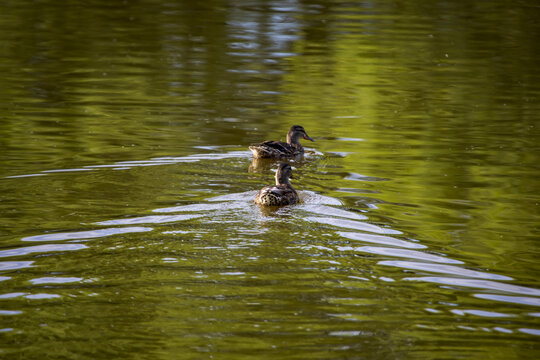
[255,163,299,206]
[249,125,314,159]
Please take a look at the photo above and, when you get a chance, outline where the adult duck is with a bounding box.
[249,125,315,159]
[255,163,299,206]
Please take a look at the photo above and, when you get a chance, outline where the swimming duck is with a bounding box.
[255,163,299,206]
[249,125,315,159]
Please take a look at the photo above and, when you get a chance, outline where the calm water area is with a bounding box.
[1,1,539,359]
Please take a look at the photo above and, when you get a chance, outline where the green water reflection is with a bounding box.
[1,1,539,359]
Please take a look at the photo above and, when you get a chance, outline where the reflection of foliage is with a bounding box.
[0,1,538,230]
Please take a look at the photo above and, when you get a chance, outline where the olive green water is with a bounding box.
[1,1,539,359]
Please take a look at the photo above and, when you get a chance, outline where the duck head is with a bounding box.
[286,125,315,145]
[275,163,294,185]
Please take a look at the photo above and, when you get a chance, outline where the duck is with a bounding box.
[255,163,299,206]
[249,125,315,159]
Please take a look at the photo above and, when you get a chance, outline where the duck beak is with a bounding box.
[303,133,315,142]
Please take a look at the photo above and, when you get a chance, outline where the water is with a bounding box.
[1,1,539,358]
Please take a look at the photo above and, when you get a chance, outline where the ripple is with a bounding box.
[518,328,540,336]
[328,330,364,336]
[6,150,251,178]
[162,230,190,235]
[0,261,34,271]
[493,327,513,334]
[0,292,25,299]
[0,244,87,258]
[207,191,258,202]
[335,137,365,141]
[345,173,388,182]
[340,247,462,264]
[152,150,249,162]
[22,227,153,242]
[24,293,61,300]
[42,168,94,173]
[451,309,514,318]
[205,190,342,207]
[298,205,367,220]
[153,202,245,213]
[326,152,351,157]
[4,173,48,179]
[84,162,192,169]
[96,214,202,225]
[29,277,84,285]
[299,192,343,205]
[220,272,245,276]
[405,277,540,296]
[379,260,512,280]
[474,294,540,307]
[305,217,401,235]
[0,310,22,315]
[338,232,425,249]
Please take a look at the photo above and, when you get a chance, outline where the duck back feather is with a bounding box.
[255,184,299,206]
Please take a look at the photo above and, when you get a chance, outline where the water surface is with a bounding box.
[1,1,539,359]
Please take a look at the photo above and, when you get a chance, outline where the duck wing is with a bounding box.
[249,140,295,158]
[259,141,292,153]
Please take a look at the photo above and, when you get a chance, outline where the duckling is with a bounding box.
[255,163,299,206]
[249,125,315,159]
